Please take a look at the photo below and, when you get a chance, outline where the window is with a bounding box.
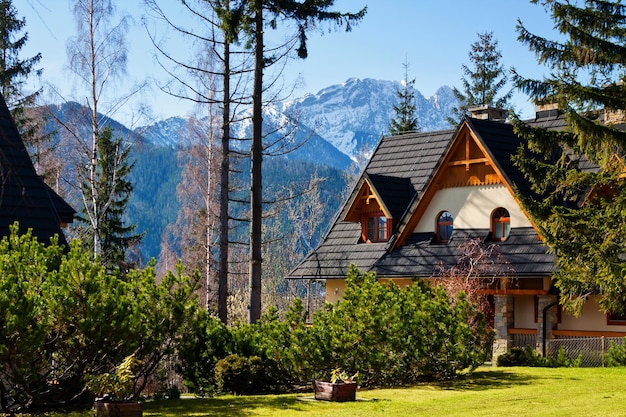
[365,215,388,242]
[607,312,626,326]
[492,207,510,241]
[436,211,454,243]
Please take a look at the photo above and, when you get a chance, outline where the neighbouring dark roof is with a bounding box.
[286,116,566,281]
[0,93,75,245]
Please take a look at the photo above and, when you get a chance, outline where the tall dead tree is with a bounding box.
[145,0,251,322]
[223,0,366,323]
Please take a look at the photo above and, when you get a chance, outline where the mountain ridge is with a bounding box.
[136,78,458,162]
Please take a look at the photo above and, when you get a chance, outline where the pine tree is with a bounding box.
[512,0,626,315]
[388,60,419,135]
[448,31,512,125]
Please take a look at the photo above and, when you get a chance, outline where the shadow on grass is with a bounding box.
[143,369,548,415]
[430,369,534,391]
[143,395,304,417]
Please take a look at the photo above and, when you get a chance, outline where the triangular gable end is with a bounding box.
[343,175,393,222]
[391,120,519,249]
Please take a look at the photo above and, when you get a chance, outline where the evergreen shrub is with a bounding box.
[214,354,267,394]
[0,223,201,412]
[606,338,626,367]
[179,265,494,392]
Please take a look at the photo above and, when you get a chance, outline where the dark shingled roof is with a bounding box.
[373,227,554,278]
[286,115,567,281]
[366,173,413,220]
[0,93,75,245]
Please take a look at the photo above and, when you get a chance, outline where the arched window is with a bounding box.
[437,211,454,243]
[492,207,510,241]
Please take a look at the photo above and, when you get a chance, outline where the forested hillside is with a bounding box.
[36,77,457,264]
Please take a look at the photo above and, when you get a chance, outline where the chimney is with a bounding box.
[535,102,560,119]
[468,105,507,121]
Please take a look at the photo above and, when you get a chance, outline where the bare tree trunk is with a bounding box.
[218,36,230,324]
[248,0,263,324]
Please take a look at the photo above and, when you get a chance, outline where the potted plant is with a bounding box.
[85,354,143,417]
[314,368,358,402]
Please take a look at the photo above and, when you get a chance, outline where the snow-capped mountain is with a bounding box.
[136,78,459,162]
[283,78,457,157]
[135,116,191,148]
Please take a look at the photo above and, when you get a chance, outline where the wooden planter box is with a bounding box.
[94,401,143,417]
[314,381,357,402]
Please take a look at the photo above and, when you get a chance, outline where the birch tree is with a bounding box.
[65,0,142,266]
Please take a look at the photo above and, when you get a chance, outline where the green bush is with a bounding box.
[177,313,235,396]
[299,265,492,386]
[0,223,201,412]
[497,346,580,367]
[214,354,268,394]
[606,338,626,367]
[497,346,543,366]
[179,265,494,392]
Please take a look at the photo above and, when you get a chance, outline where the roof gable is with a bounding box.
[343,175,391,221]
[391,119,526,249]
[343,173,413,222]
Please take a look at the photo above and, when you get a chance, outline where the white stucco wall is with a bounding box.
[414,185,533,233]
[559,297,626,333]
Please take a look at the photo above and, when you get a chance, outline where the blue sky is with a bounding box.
[22,1,558,125]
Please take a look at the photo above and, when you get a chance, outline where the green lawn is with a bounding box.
[7,366,626,416]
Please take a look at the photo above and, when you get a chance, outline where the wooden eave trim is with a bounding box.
[478,289,549,295]
[342,177,368,221]
[508,328,537,335]
[552,329,626,338]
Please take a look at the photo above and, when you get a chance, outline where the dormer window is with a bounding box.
[436,211,454,243]
[492,207,510,241]
[364,214,388,242]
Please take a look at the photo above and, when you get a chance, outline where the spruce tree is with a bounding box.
[0,0,56,179]
[0,0,41,119]
[80,127,142,270]
[448,31,512,125]
[389,60,420,135]
[512,0,626,315]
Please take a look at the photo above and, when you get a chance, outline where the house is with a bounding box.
[0,93,75,245]
[286,105,626,362]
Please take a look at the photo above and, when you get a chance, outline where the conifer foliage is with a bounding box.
[0,0,41,119]
[512,0,626,315]
[83,127,142,269]
[448,31,512,124]
[388,60,420,135]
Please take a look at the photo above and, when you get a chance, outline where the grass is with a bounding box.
[7,366,626,416]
